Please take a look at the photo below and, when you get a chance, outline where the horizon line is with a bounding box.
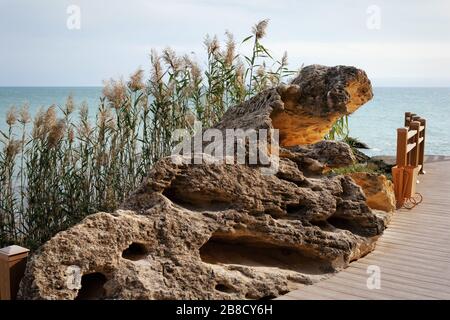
[1,85,450,89]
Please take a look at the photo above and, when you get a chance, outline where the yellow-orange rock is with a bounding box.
[216,64,373,147]
[273,65,373,146]
[349,172,396,212]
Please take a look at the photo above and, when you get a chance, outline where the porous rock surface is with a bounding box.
[19,65,389,300]
[349,172,396,213]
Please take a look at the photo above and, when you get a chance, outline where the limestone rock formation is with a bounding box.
[216,64,373,146]
[18,65,386,300]
[19,156,387,300]
[349,172,396,213]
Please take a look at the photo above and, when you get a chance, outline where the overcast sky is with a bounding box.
[1,0,449,86]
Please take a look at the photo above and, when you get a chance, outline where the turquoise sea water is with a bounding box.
[0,87,449,156]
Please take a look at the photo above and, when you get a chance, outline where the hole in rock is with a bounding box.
[122,242,149,261]
[286,203,310,216]
[163,181,233,211]
[215,283,235,293]
[309,220,335,232]
[75,272,107,300]
[327,216,375,237]
[199,233,331,275]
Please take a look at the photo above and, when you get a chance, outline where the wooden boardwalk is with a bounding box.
[279,156,450,300]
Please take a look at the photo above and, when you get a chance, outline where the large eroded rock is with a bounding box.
[19,155,387,300]
[18,65,386,300]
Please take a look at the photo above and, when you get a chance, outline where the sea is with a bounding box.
[0,87,449,156]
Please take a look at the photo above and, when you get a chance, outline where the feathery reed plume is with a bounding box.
[18,104,31,124]
[257,63,266,78]
[224,31,236,66]
[103,78,127,109]
[31,108,45,139]
[6,107,17,126]
[47,119,66,148]
[97,105,112,127]
[78,102,91,138]
[183,55,202,83]
[79,102,88,121]
[252,19,269,39]
[44,105,57,132]
[4,139,22,159]
[128,68,145,92]
[163,47,182,72]
[204,35,220,56]
[65,95,75,115]
[150,50,164,87]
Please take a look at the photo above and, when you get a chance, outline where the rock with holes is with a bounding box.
[19,156,388,300]
[18,64,386,300]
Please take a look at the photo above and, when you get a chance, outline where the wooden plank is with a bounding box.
[374,240,450,257]
[371,243,450,261]
[313,281,398,300]
[384,225,449,235]
[290,282,369,300]
[341,265,450,293]
[382,234,450,244]
[407,130,418,139]
[379,233,450,248]
[357,255,446,273]
[333,272,443,299]
[363,249,449,265]
[362,248,450,265]
[406,143,416,153]
[350,261,450,287]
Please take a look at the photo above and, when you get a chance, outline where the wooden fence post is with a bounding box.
[405,112,411,127]
[409,121,421,167]
[396,128,408,167]
[0,245,29,300]
[418,118,426,174]
[411,115,421,124]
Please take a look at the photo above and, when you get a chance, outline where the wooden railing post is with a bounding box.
[405,112,411,127]
[0,245,29,300]
[394,113,426,209]
[396,128,408,167]
[409,121,421,167]
[418,118,426,174]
